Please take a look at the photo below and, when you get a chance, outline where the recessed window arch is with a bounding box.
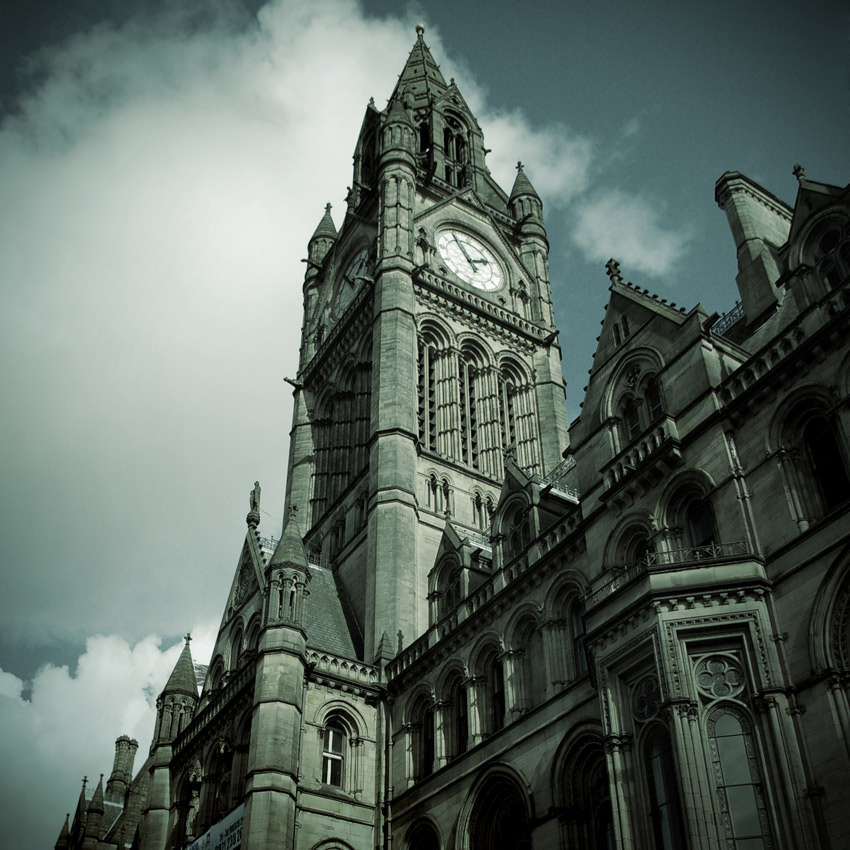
[560,733,615,849]
[510,613,544,709]
[407,819,441,850]
[485,648,506,733]
[773,393,850,523]
[229,626,244,671]
[706,705,774,849]
[458,343,486,469]
[801,216,850,290]
[440,668,469,759]
[408,692,436,780]
[467,772,532,850]
[502,499,532,561]
[322,719,347,787]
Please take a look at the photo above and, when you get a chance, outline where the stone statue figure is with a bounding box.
[249,481,261,512]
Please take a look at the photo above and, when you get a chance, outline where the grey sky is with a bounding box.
[0,1,846,846]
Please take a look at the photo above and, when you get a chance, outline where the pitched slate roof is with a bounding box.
[304,562,361,660]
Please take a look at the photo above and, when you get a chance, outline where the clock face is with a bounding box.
[436,229,503,291]
[333,247,370,317]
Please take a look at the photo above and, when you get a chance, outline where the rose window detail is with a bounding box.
[695,655,745,701]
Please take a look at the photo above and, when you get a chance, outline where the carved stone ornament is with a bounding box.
[694,654,746,701]
[625,365,641,388]
[632,675,661,723]
[233,558,254,608]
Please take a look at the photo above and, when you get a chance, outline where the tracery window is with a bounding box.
[707,707,773,849]
[322,721,347,787]
[442,114,468,187]
[562,736,615,849]
[449,674,469,757]
[802,414,850,511]
[571,602,588,675]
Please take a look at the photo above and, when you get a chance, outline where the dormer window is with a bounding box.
[806,221,850,291]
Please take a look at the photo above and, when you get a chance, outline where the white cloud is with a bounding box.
[0,625,216,850]
[482,109,594,207]
[571,188,692,277]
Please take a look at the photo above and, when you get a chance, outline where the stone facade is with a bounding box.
[56,27,850,850]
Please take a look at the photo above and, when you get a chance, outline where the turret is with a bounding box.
[105,735,139,803]
[715,170,791,324]
[307,202,337,268]
[242,514,311,849]
[509,162,554,327]
[142,636,198,850]
[82,775,105,850]
[265,514,311,628]
[54,813,70,850]
[152,635,199,746]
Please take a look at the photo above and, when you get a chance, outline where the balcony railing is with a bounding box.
[583,540,750,607]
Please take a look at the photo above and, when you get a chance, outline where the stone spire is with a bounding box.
[309,203,338,244]
[54,813,70,850]
[509,161,545,235]
[509,161,541,204]
[153,635,199,746]
[267,514,310,626]
[390,24,448,106]
[82,775,105,848]
[163,635,199,699]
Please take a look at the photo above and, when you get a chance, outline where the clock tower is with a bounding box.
[285,25,569,660]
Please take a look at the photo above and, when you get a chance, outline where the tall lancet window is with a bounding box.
[498,372,516,451]
[459,353,479,468]
[418,341,437,451]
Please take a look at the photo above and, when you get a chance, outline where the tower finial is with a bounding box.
[516,161,524,172]
[792,163,805,182]
[184,633,192,645]
[415,22,425,39]
[605,258,623,286]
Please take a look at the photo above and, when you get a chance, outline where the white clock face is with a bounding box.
[436,230,503,291]
[333,247,370,317]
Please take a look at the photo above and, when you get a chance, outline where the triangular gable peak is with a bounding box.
[594,260,689,371]
[781,171,850,267]
[220,530,266,625]
[431,80,483,134]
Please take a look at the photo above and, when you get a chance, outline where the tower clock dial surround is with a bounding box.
[436,229,503,291]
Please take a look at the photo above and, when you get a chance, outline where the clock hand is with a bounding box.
[452,235,476,268]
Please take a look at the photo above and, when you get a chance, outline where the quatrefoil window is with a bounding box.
[695,655,745,700]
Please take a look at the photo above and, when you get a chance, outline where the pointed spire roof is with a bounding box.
[87,775,105,815]
[162,635,199,699]
[55,814,70,849]
[509,161,541,202]
[268,514,308,570]
[309,203,337,243]
[391,24,448,105]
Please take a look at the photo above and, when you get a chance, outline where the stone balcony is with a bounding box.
[583,540,762,613]
[600,416,682,508]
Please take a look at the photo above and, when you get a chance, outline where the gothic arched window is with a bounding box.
[802,414,850,511]
[572,602,588,675]
[487,652,506,734]
[562,736,615,850]
[707,707,773,848]
[322,721,347,787]
[686,498,716,549]
[450,675,469,758]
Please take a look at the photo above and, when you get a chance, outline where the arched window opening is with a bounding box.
[622,315,630,337]
[459,356,479,468]
[422,704,435,778]
[613,323,622,346]
[708,708,773,849]
[803,414,850,511]
[451,676,468,757]
[644,726,686,850]
[563,737,615,850]
[623,398,641,440]
[418,342,437,451]
[322,721,347,787]
[441,568,461,617]
[229,629,243,671]
[686,498,716,549]
[506,505,531,559]
[572,602,588,675]
[408,822,441,850]
[469,775,531,850]
[624,530,653,566]
[418,122,431,156]
[488,654,505,733]
[646,377,664,421]
[498,374,517,451]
